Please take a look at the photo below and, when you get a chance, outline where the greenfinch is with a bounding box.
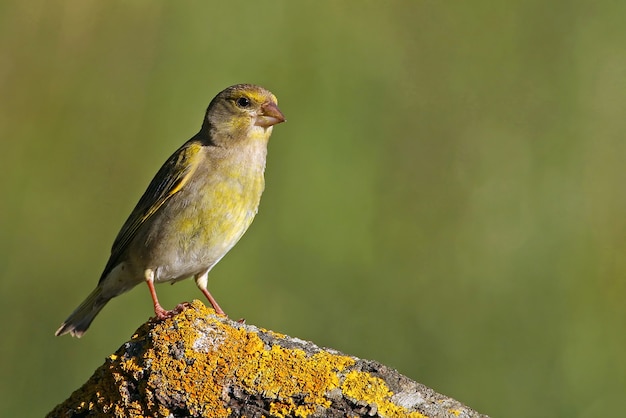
[55,84,285,337]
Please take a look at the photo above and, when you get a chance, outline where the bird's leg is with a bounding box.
[194,270,226,315]
[145,269,172,320]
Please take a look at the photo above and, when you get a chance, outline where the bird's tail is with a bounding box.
[55,286,111,337]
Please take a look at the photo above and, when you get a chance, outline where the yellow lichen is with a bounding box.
[134,300,355,417]
[341,370,427,418]
[48,300,430,418]
[234,344,353,408]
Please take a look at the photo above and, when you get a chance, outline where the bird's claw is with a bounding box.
[153,302,191,321]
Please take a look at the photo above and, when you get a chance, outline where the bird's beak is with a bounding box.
[255,101,286,128]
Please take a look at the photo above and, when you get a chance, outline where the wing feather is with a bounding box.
[99,139,204,281]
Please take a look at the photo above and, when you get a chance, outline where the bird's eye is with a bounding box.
[236,97,251,108]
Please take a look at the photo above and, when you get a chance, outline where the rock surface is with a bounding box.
[47,300,488,418]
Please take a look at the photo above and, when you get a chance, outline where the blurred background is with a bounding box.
[1,1,625,416]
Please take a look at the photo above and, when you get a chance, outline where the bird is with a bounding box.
[55,84,285,337]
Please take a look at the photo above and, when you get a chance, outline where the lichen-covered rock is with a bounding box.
[47,300,487,418]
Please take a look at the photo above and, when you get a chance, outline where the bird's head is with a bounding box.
[203,84,285,147]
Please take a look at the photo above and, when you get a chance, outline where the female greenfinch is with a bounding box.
[55,84,285,337]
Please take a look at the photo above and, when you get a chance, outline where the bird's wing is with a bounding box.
[99,139,205,282]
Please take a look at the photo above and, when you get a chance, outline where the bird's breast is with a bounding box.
[140,144,268,282]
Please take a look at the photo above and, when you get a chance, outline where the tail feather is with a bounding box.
[55,286,110,337]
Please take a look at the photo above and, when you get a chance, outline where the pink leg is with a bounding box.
[195,270,226,315]
[145,269,172,320]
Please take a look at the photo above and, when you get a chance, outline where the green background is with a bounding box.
[1,1,624,416]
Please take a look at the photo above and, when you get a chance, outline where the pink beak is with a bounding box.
[255,101,286,127]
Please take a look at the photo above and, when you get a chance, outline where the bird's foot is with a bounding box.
[173,302,192,313]
[153,302,190,321]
